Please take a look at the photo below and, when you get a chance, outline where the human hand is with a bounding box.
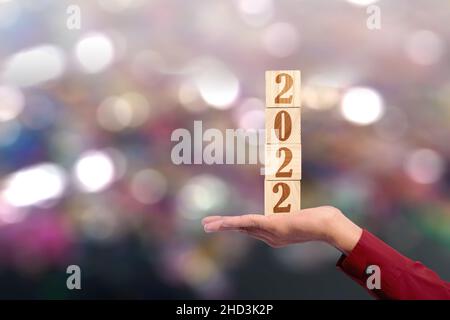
[202,206,362,255]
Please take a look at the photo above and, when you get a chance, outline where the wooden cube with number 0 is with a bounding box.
[266,70,301,108]
[264,180,301,215]
[265,107,301,144]
[265,143,301,180]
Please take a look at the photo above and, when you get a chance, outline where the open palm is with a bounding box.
[202,206,362,254]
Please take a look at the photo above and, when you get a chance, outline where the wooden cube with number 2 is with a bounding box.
[265,70,301,108]
[265,144,301,180]
[264,180,301,215]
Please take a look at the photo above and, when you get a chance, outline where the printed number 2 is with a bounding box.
[275,147,293,178]
[273,182,291,213]
[274,73,293,104]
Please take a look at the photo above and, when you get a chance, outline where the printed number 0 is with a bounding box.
[274,110,292,141]
[274,73,294,104]
[273,182,291,213]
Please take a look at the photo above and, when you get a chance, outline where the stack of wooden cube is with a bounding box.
[264,70,301,215]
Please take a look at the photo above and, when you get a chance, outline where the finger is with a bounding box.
[220,214,269,230]
[204,220,273,239]
[201,216,223,226]
[203,219,226,233]
[203,215,266,233]
[204,214,267,232]
[201,213,266,226]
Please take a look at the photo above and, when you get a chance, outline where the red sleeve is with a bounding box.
[337,229,450,300]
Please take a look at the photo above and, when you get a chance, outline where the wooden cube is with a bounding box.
[266,70,301,108]
[264,144,301,180]
[264,180,301,215]
[265,107,301,144]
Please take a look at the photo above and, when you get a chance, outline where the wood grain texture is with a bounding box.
[265,143,301,180]
[265,107,301,144]
[264,180,301,215]
[264,70,301,216]
[265,70,301,108]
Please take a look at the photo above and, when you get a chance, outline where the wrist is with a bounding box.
[323,208,363,255]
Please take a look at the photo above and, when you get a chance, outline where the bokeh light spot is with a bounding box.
[340,87,384,125]
[237,0,274,27]
[194,59,240,109]
[97,92,150,132]
[73,150,116,193]
[177,175,230,220]
[130,169,168,205]
[405,149,445,184]
[98,0,145,12]
[405,30,445,66]
[346,0,379,6]
[262,22,299,57]
[75,33,115,74]
[0,86,24,122]
[2,45,66,87]
[2,163,67,207]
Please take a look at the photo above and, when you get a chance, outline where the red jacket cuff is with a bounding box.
[336,229,391,280]
[336,229,450,299]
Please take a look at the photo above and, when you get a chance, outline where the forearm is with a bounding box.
[326,211,450,300]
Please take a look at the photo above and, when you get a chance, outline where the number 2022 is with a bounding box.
[273,73,294,213]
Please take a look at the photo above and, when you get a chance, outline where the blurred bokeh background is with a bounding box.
[0,0,449,299]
